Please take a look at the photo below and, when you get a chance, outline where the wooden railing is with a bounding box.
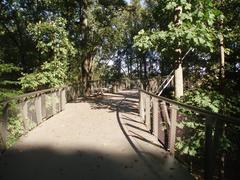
[0,86,79,153]
[139,89,240,180]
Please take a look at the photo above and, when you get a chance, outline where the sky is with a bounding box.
[125,0,144,6]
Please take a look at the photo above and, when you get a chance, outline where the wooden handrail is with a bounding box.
[139,89,240,179]
[140,89,240,126]
[0,86,68,104]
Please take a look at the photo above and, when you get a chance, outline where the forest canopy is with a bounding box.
[1,1,240,179]
[0,0,239,117]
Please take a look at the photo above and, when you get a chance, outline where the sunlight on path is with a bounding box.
[0,90,193,180]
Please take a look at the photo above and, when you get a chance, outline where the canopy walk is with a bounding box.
[0,89,193,180]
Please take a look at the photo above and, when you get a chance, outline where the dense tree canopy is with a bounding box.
[0,0,240,178]
[0,0,239,110]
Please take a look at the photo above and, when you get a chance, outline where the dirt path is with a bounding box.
[0,90,192,180]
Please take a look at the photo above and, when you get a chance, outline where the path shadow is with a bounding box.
[0,146,159,180]
[122,115,145,125]
[115,98,193,180]
[69,90,139,115]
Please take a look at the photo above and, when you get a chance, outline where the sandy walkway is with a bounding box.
[0,90,192,180]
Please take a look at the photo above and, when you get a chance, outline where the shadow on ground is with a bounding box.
[70,89,139,115]
[0,89,193,180]
[0,146,159,180]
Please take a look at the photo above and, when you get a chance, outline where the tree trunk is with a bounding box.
[219,8,225,80]
[218,1,225,178]
[139,58,142,80]
[82,53,93,96]
[174,6,183,98]
[174,60,183,98]
[143,55,147,90]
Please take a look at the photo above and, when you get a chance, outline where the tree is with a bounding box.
[19,18,76,92]
[134,0,220,97]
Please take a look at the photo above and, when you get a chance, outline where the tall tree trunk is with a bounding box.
[142,53,147,90]
[219,5,225,80]
[174,6,183,98]
[174,57,183,98]
[82,53,93,96]
[218,1,225,178]
[139,58,142,80]
[129,55,132,78]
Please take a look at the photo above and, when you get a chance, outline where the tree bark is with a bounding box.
[82,53,93,96]
[219,3,225,80]
[174,59,183,98]
[174,6,183,98]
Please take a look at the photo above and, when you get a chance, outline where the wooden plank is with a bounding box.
[21,100,29,131]
[142,93,146,123]
[56,90,60,113]
[139,91,144,122]
[145,95,151,131]
[160,101,171,126]
[158,102,167,147]
[61,88,66,109]
[41,94,46,120]
[0,86,67,104]
[0,103,9,151]
[152,97,160,139]
[158,101,170,150]
[45,93,53,118]
[169,105,177,155]
[27,99,37,129]
[35,95,42,124]
[52,91,57,115]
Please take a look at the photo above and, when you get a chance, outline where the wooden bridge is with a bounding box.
[0,88,193,180]
[0,85,239,180]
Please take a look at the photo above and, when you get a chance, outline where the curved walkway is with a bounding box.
[0,90,192,180]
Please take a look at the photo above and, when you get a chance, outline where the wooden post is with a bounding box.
[52,91,57,115]
[169,105,177,155]
[145,94,151,131]
[62,88,66,108]
[35,94,42,124]
[46,93,53,118]
[205,119,214,180]
[21,100,29,131]
[152,97,160,139]
[41,94,46,120]
[139,91,144,121]
[142,93,146,122]
[0,103,9,151]
[159,101,171,148]
[160,101,171,126]
[55,90,60,113]
[60,89,63,111]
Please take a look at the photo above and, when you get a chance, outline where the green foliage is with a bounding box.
[0,63,21,87]
[5,102,24,148]
[7,115,24,148]
[27,18,76,62]
[176,88,237,157]
[0,64,20,75]
[183,89,224,113]
[134,0,220,55]
[0,62,21,101]
[19,18,76,92]
[20,60,68,91]
[176,120,205,157]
